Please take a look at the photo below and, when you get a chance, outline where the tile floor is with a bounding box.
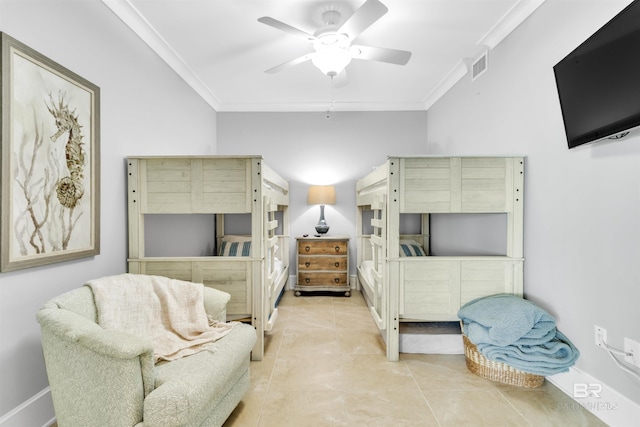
[223,290,606,427]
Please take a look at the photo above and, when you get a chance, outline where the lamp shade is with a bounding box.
[308,185,336,205]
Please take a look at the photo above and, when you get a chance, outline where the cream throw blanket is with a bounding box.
[87,274,236,362]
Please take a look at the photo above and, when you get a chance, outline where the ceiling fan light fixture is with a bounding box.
[312,46,352,77]
[259,0,411,78]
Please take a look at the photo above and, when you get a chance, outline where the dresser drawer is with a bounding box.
[298,240,347,255]
[298,256,348,271]
[298,272,348,287]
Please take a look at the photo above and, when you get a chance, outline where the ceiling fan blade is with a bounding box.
[351,45,411,65]
[338,0,388,40]
[265,53,314,74]
[258,17,316,41]
[331,70,348,88]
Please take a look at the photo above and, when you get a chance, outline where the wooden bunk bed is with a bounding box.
[356,156,524,361]
[127,156,290,361]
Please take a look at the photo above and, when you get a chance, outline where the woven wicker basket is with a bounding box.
[462,333,545,388]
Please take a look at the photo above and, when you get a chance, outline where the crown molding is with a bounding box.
[423,0,546,110]
[478,0,546,49]
[100,0,221,110]
[217,100,427,113]
[422,60,469,110]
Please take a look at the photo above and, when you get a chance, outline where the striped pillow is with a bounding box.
[219,240,251,256]
[400,241,426,257]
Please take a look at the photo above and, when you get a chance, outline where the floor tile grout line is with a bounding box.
[404,357,444,427]
[496,388,534,427]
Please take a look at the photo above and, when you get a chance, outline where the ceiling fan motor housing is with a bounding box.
[322,10,342,27]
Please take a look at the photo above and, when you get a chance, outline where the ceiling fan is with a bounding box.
[258,0,411,79]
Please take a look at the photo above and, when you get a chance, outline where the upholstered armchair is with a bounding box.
[37,274,257,427]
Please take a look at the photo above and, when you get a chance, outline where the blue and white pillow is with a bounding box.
[399,240,427,257]
[219,236,252,256]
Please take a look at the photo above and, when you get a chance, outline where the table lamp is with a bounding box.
[307,185,336,235]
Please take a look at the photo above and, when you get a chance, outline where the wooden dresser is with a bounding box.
[295,236,350,296]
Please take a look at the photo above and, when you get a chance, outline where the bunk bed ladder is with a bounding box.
[263,197,278,332]
[369,194,387,330]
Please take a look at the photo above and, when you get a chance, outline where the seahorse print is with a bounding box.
[46,92,85,208]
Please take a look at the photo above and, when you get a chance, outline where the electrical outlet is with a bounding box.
[624,338,640,368]
[594,325,607,348]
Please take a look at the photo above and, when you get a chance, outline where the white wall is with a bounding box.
[0,0,217,424]
[426,0,640,413]
[217,111,428,272]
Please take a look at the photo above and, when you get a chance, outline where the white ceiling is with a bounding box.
[102,0,545,112]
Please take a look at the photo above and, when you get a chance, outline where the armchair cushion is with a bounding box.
[145,324,256,426]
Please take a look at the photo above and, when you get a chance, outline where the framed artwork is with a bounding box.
[1,33,100,272]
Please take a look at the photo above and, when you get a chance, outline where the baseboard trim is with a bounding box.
[0,387,55,427]
[350,274,358,290]
[548,367,640,426]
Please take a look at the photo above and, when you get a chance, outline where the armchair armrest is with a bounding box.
[37,306,155,426]
[202,286,231,321]
[39,306,153,358]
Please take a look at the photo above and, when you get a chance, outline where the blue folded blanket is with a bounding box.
[476,330,580,376]
[458,294,556,347]
[458,294,579,376]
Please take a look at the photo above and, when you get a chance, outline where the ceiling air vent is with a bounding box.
[471,51,488,81]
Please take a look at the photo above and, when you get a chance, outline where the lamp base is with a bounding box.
[315,224,329,234]
[315,204,329,235]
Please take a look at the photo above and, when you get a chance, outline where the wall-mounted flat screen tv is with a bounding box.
[553,0,640,149]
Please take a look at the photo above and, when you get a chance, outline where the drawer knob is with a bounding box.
[305,246,310,252]
[305,262,310,267]
[335,262,340,268]
[305,278,311,283]
[334,278,340,283]
[334,246,340,252]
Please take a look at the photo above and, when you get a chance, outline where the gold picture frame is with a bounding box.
[1,33,100,272]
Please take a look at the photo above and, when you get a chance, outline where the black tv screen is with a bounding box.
[553,0,640,148]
